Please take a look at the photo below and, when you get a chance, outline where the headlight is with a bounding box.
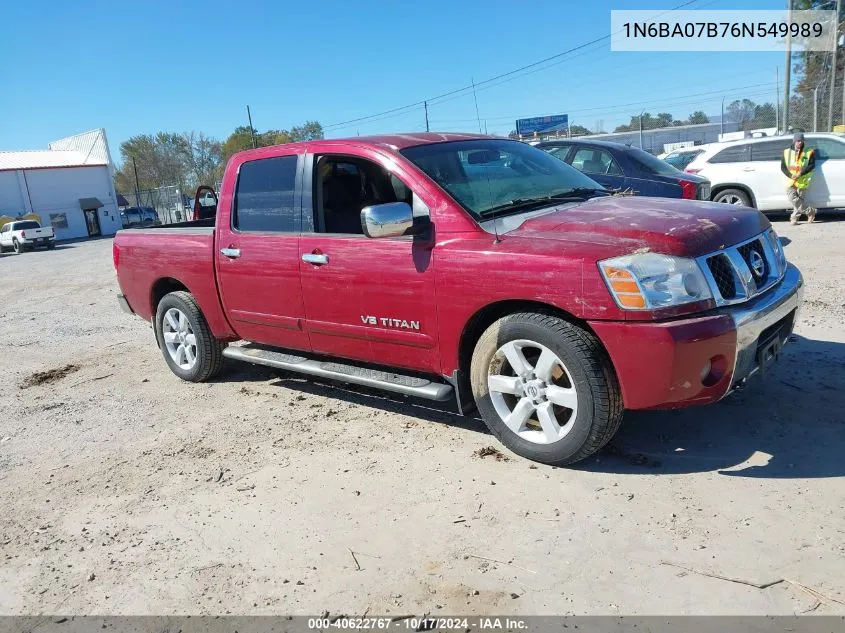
[765,228,787,273]
[599,253,713,310]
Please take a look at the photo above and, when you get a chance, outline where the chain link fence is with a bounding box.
[789,87,845,133]
[117,185,191,226]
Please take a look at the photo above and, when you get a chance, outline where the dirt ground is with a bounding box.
[1,215,843,616]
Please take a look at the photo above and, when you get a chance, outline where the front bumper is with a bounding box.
[590,263,803,410]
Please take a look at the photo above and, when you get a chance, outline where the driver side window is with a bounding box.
[312,155,420,235]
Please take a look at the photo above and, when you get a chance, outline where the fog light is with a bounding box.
[701,355,728,387]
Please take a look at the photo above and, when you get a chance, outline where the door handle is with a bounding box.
[302,253,329,265]
[742,167,756,172]
[220,247,241,259]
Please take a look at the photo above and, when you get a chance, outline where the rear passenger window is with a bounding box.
[709,144,750,163]
[812,138,845,159]
[750,140,791,161]
[233,156,299,232]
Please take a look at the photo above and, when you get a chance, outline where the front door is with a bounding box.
[298,149,439,373]
[810,137,845,208]
[214,151,311,351]
[84,209,101,236]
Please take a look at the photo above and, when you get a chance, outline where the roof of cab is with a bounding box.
[232,132,500,162]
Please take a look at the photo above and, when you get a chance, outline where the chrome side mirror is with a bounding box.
[361,202,415,238]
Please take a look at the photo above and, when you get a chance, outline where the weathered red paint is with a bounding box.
[114,134,771,410]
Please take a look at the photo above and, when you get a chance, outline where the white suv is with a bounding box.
[684,133,845,212]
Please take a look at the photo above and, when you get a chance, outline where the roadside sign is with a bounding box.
[516,114,568,137]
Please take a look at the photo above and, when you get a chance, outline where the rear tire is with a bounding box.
[470,312,623,466]
[155,291,225,382]
[713,188,752,207]
[47,242,55,250]
[12,239,22,254]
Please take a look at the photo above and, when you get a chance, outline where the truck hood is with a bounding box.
[499,196,771,258]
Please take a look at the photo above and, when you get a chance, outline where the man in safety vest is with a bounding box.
[780,132,817,225]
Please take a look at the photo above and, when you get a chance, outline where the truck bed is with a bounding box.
[113,220,235,339]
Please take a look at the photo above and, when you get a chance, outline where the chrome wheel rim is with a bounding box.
[718,193,744,205]
[162,308,198,370]
[487,340,578,445]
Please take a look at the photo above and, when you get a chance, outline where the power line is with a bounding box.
[323,0,704,131]
[428,82,778,125]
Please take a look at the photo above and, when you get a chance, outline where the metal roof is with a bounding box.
[0,149,107,172]
[1,128,112,172]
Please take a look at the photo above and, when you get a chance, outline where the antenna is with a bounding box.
[492,217,501,244]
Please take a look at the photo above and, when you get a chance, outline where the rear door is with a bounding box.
[747,139,792,210]
[568,146,627,191]
[214,149,311,350]
[298,145,439,372]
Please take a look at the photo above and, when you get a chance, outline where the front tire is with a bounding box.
[155,291,225,382]
[470,313,623,466]
[713,188,752,207]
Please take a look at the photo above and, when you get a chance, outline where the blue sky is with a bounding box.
[2,0,784,159]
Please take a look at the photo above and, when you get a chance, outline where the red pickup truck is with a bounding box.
[113,133,803,466]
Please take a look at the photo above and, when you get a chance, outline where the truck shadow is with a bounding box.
[580,335,845,478]
[221,336,844,479]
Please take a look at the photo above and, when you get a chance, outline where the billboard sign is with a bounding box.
[516,114,569,137]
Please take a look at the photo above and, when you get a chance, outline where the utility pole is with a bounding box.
[783,0,793,132]
[776,67,780,131]
[471,77,482,134]
[639,111,644,148]
[424,101,430,132]
[246,105,257,149]
[831,0,843,130]
[814,86,819,131]
[721,97,725,137]
[131,156,141,207]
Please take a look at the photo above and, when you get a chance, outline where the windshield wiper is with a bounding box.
[480,188,610,218]
[550,187,611,200]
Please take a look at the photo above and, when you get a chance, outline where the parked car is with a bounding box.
[113,133,802,467]
[659,146,707,170]
[121,207,160,228]
[684,133,845,210]
[537,139,710,200]
[0,220,55,253]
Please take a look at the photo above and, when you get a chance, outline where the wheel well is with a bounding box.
[150,278,189,315]
[711,184,757,208]
[457,299,596,383]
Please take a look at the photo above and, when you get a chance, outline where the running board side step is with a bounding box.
[222,345,454,401]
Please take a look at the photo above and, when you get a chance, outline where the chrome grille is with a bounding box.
[698,230,786,306]
[706,254,737,299]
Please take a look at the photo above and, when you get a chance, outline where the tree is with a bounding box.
[182,132,223,187]
[289,121,324,142]
[751,103,777,129]
[790,0,844,128]
[726,99,757,130]
[221,126,259,162]
[688,111,709,124]
[569,124,592,136]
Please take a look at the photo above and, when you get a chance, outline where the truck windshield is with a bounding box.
[401,139,607,219]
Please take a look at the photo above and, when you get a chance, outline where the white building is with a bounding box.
[0,129,122,240]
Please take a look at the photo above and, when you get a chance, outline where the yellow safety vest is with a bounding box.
[783,147,815,189]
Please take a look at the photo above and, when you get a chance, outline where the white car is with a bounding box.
[0,220,56,253]
[659,146,707,171]
[684,133,845,212]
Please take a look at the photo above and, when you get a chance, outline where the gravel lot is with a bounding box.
[1,215,843,616]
